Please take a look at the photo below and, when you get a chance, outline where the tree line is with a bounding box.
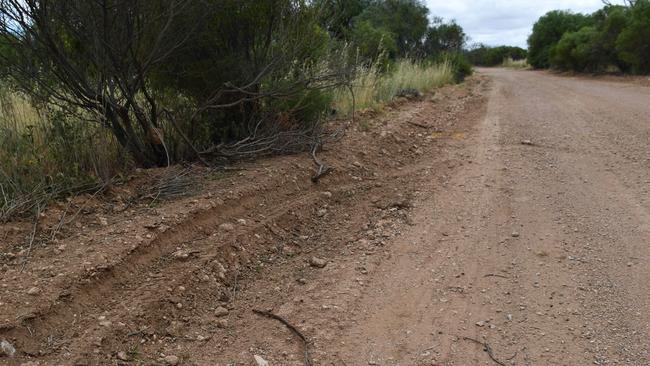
[0,0,472,170]
[528,0,650,73]
[466,45,528,67]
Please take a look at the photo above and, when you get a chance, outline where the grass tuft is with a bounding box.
[333,58,455,115]
[502,57,530,69]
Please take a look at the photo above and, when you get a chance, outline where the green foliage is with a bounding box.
[424,19,467,57]
[528,10,592,68]
[616,0,650,73]
[550,26,600,72]
[351,20,398,61]
[437,52,473,81]
[528,2,650,74]
[466,45,527,66]
[353,0,429,58]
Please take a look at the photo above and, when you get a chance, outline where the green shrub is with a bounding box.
[616,0,650,73]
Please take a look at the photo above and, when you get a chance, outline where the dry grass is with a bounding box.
[333,59,455,115]
[502,57,530,69]
[0,89,128,220]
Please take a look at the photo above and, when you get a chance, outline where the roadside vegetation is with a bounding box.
[0,0,472,220]
[466,45,528,67]
[528,0,650,73]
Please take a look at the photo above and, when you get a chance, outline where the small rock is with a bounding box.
[309,257,327,268]
[214,306,229,317]
[99,320,112,327]
[321,191,333,198]
[219,223,235,232]
[27,287,41,296]
[237,219,247,225]
[475,320,487,327]
[216,319,228,329]
[116,351,130,361]
[163,355,180,365]
[253,355,269,366]
[627,262,633,267]
[1,339,16,357]
[511,232,520,238]
[521,140,534,146]
[98,217,108,226]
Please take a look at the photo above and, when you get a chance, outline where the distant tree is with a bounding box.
[424,18,467,56]
[466,45,527,66]
[528,10,592,68]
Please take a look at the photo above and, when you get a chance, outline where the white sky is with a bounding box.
[425,0,628,48]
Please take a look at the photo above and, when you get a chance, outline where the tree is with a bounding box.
[551,26,600,71]
[528,10,592,68]
[0,0,198,167]
[354,0,429,58]
[616,0,650,73]
[424,18,467,56]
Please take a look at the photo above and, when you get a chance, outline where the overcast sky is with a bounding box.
[425,0,627,48]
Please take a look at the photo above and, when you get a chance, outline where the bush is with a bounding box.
[550,26,600,72]
[616,0,650,73]
[528,10,592,69]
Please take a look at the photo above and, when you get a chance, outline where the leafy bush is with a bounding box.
[616,0,650,73]
[550,26,600,72]
[528,10,592,69]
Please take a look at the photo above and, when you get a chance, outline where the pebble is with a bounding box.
[1,339,16,357]
[216,319,228,329]
[511,232,520,238]
[309,257,327,268]
[253,355,269,366]
[214,306,229,317]
[475,320,487,327]
[116,351,130,361]
[219,223,235,232]
[27,287,41,295]
[164,355,180,365]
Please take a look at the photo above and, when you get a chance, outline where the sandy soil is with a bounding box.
[2,68,650,366]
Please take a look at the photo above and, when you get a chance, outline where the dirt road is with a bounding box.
[213,69,650,366]
[3,69,650,366]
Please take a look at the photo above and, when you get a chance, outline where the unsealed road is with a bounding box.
[195,69,650,366]
[4,69,650,366]
[321,69,650,365]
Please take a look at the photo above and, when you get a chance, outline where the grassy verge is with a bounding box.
[333,59,455,115]
[502,57,530,69]
[0,90,128,219]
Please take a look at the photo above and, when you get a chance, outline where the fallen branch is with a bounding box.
[20,204,41,272]
[484,273,509,279]
[310,142,333,183]
[462,337,508,366]
[252,309,312,366]
[407,120,431,129]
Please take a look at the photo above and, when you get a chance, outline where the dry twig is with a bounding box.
[462,336,508,366]
[252,309,312,366]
